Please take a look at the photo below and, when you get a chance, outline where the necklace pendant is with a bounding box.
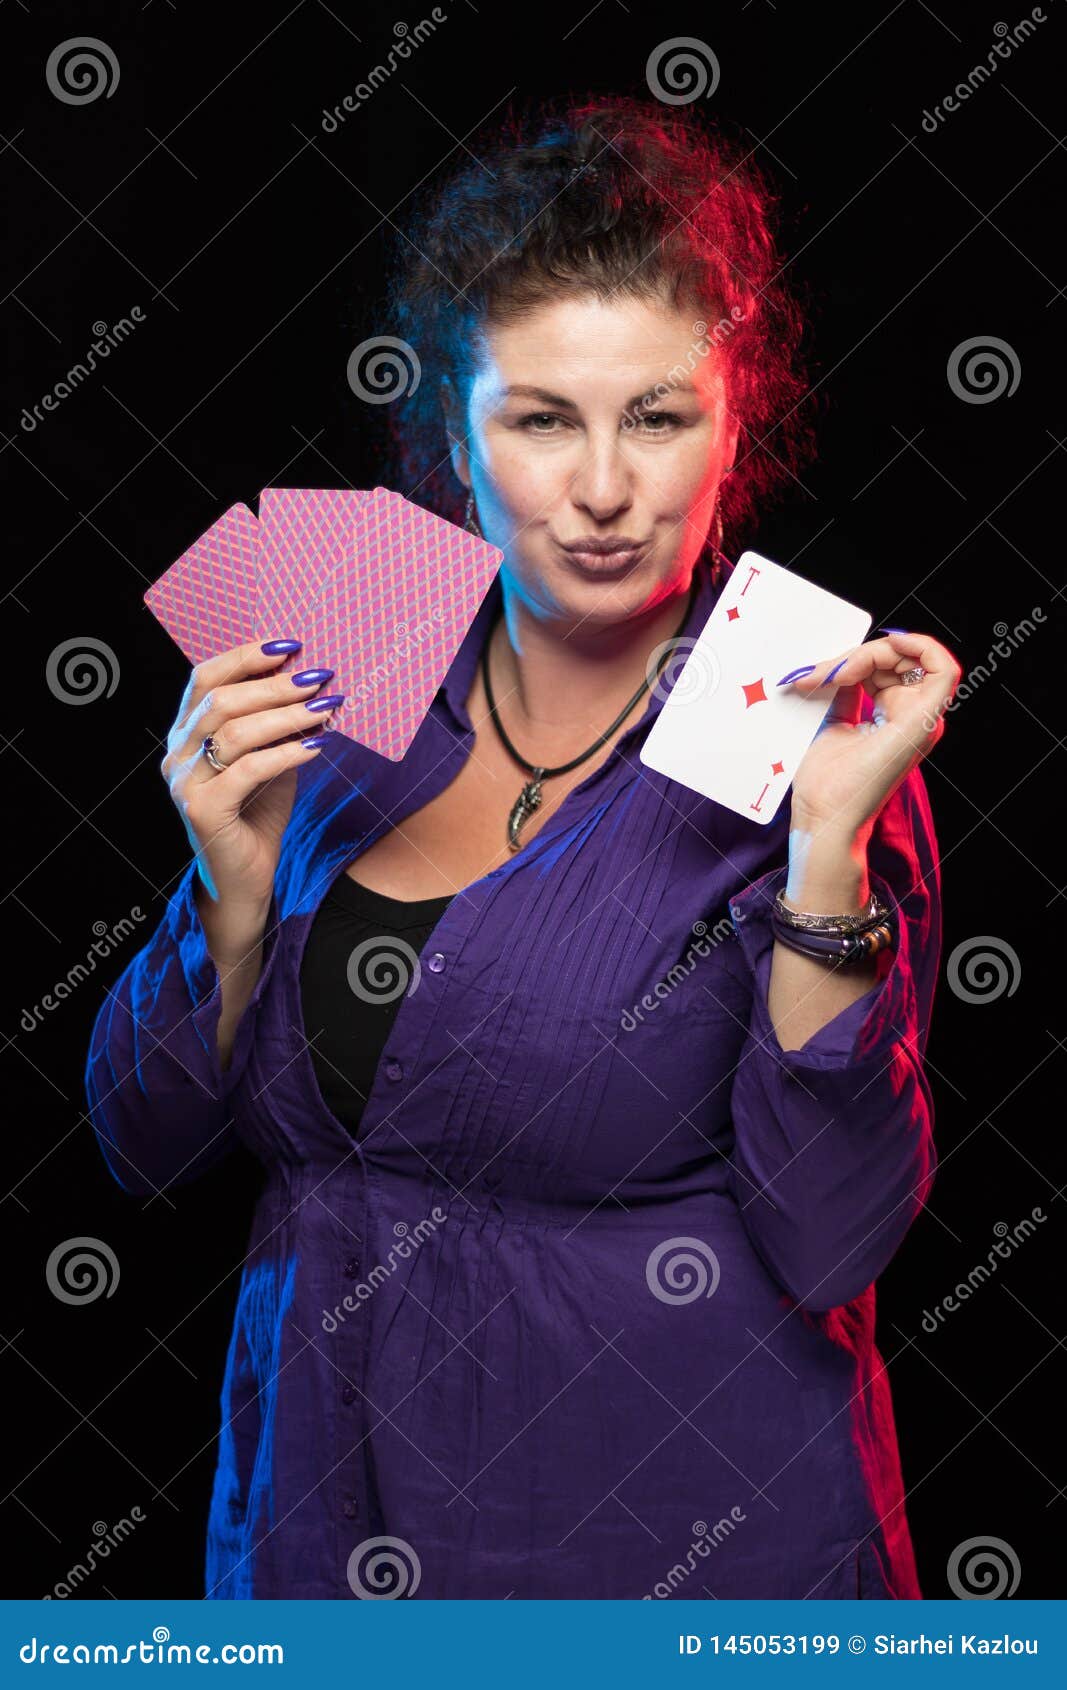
[507,767,545,852]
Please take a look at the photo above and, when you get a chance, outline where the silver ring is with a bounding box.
[900,665,926,687]
[202,734,228,772]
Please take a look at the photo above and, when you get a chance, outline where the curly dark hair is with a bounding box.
[374,92,816,557]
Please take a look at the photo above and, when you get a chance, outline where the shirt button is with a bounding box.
[342,1497,359,1519]
[343,1257,360,1278]
[384,1058,403,1082]
[341,1383,358,1405]
[427,951,445,973]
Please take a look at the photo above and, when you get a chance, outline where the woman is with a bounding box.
[86,97,959,1600]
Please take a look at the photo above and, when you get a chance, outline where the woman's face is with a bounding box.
[445,291,739,629]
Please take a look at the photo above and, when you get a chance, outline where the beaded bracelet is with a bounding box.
[771,888,896,969]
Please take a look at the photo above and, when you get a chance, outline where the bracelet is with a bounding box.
[770,914,896,968]
[774,887,884,932]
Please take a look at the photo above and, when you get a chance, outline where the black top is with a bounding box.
[299,870,456,1138]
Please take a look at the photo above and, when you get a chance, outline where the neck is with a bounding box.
[486,575,695,752]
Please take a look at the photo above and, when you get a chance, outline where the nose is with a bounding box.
[568,430,634,522]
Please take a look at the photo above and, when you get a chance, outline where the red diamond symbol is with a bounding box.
[726,605,740,621]
[771,760,785,776]
[742,678,768,708]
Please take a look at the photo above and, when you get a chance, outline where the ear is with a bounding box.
[440,376,471,489]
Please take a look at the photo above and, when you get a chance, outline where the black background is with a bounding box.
[2,0,1063,1600]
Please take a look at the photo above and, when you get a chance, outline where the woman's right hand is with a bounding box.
[161,639,342,946]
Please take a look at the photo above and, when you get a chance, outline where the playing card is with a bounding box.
[143,501,259,666]
[303,487,504,760]
[255,486,370,647]
[639,550,872,824]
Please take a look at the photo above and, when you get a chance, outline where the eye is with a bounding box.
[518,411,570,433]
[628,410,684,433]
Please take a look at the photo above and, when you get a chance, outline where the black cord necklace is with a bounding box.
[481,577,698,851]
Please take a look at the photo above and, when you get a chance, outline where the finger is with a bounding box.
[171,669,336,766]
[188,735,331,826]
[174,637,305,729]
[186,693,343,777]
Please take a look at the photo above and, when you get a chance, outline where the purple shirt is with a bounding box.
[86,561,942,1600]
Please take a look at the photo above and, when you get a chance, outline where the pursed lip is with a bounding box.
[557,537,649,573]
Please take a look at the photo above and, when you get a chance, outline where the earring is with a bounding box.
[464,490,482,536]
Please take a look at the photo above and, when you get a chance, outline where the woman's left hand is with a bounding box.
[783,629,962,844]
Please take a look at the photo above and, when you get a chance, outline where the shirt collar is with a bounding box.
[437,560,724,740]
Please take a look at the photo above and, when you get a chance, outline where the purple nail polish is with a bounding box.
[300,732,334,750]
[260,639,302,655]
[291,668,334,687]
[879,626,909,634]
[304,693,344,713]
[820,658,850,686]
[776,664,817,686]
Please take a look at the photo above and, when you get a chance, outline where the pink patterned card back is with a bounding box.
[143,502,258,666]
[306,487,503,759]
[256,487,369,652]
